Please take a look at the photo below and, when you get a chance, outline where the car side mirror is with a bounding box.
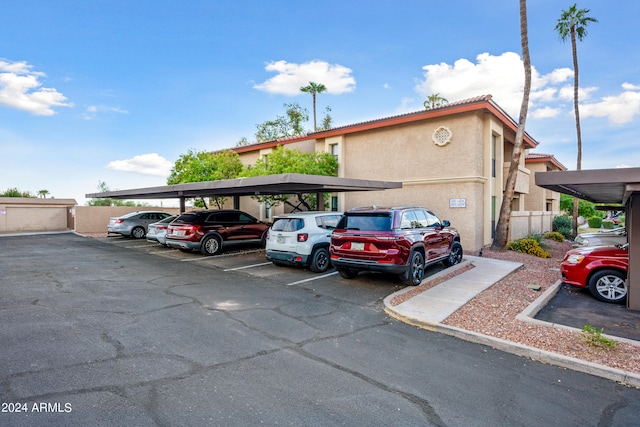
[442,220,450,227]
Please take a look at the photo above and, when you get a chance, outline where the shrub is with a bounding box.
[507,238,551,258]
[581,325,616,349]
[544,231,565,242]
[602,219,615,229]
[616,214,625,225]
[553,215,572,233]
[587,216,602,228]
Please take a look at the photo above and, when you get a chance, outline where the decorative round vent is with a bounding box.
[432,126,452,147]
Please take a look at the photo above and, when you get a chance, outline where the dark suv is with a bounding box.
[165,210,270,255]
[330,206,462,285]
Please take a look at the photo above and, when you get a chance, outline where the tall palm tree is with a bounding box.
[300,82,327,131]
[556,3,597,236]
[423,93,448,109]
[38,189,49,198]
[491,0,532,250]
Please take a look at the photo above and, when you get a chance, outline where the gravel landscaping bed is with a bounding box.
[442,240,640,376]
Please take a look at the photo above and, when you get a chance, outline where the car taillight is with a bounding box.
[297,233,309,242]
[157,225,168,230]
[115,219,125,224]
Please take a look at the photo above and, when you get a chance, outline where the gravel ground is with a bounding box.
[442,239,640,376]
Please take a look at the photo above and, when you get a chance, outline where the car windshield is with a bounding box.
[339,213,392,231]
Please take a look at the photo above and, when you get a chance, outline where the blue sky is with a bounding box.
[1,0,639,206]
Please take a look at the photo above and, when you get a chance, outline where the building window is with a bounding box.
[331,196,338,212]
[330,143,339,161]
[265,201,270,219]
[491,134,497,178]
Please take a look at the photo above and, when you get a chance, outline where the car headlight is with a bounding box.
[566,254,585,264]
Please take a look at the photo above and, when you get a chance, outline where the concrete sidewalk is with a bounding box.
[383,255,640,387]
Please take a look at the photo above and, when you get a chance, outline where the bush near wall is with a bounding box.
[507,237,551,258]
[587,216,602,228]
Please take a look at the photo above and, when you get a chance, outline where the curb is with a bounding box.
[384,287,640,388]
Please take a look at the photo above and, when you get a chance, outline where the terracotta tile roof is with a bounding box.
[232,94,538,153]
[525,152,567,171]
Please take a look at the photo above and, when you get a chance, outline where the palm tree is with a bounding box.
[556,3,597,237]
[300,82,327,131]
[423,93,448,109]
[491,0,532,250]
[38,189,49,198]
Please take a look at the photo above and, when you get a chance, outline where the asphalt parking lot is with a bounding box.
[1,232,639,426]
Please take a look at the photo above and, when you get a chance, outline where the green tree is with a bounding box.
[559,194,603,219]
[492,0,532,250]
[1,188,34,197]
[556,3,598,236]
[255,102,309,142]
[236,136,250,146]
[240,145,338,210]
[37,189,50,198]
[168,149,244,209]
[300,82,327,131]
[423,93,448,109]
[319,106,333,131]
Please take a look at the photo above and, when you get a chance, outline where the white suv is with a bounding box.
[265,211,343,273]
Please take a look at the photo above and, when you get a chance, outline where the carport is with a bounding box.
[86,172,402,212]
[535,167,640,310]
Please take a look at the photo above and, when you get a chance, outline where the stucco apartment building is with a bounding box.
[231,95,565,253]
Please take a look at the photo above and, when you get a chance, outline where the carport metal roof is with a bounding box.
[85,173,402,200]
[535,167,640,205]
[536,167,640,311]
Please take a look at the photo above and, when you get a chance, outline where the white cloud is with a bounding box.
[580,89,640,125]
[0,59,73,115]
[530,106,562,119]
[415,52,639,125]
[622,82,640,91]
[254,60,356,96]
[82,104,129,120]
[106,153,173,177]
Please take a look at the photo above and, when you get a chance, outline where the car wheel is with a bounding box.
[309,247,330,273]
[442,241,463,267]
[338,269,358,279]
[201,236,222,256]
[131,226,146,239]
[402,251,425,286]
[588,269,627,304]
[261,231,268,248]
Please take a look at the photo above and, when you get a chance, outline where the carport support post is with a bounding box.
[628,195,640,310]
[316,192,323,211]
[180,197,186,213]
[234,195,240,210]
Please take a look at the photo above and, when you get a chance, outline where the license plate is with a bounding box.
[170,229,185,236]
[351,242,364,251]
[277,236,285,244]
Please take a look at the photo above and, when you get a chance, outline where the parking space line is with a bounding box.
[224,262,272,271]
[180,249,265,262]
[286,271,338,286]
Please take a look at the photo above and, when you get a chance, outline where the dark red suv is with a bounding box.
[165,210,270,256]
[330,206,462,285]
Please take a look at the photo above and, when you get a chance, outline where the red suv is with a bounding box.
[561,244,628,303]
[330,206,462,285]
[166,210,270,256]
